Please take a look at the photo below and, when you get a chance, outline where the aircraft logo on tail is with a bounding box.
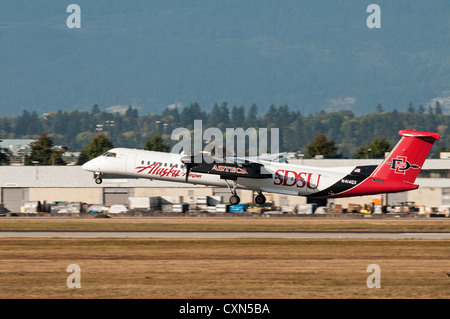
[387,156,420,174]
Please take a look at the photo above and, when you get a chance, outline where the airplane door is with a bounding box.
[126,153,137,173]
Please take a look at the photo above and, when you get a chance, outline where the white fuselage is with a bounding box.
[82,148,354,197]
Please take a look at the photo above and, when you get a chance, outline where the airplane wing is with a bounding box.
[228,153,289,164]
[180,153,274,181]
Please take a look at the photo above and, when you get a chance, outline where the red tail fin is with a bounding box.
[371,130,440,184]
[338,130,439,197]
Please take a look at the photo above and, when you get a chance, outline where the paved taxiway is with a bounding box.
[1,231,449,239]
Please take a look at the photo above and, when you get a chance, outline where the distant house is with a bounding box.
[0,139,78,165]
[0,139,36,165]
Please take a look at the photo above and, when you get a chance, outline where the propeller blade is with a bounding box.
[185,163,191,182]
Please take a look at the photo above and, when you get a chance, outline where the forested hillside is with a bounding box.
[0,103,448,158]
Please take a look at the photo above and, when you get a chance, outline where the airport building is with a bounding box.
[0,158,449,213]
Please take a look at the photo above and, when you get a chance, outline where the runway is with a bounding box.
[1,231,450,239]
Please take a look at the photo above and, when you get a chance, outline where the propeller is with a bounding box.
[180,155,195,182]
[180,153,216,182]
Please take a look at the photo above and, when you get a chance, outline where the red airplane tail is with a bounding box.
[371,130,440,184]
[339,130,440,197]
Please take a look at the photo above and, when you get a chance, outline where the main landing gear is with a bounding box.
[225,179,240,205]
[224,179,266,206]
[254,192,266,205]
[229,194,240,205]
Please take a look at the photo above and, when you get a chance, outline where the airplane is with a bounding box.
[81,130,440,205]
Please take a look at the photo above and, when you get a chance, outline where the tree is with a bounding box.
[15,110,43,136]
[418,104,425,114]
[305,134,341,159]
[245,103,259,128]
[0,135,10,165]
[352,138,392,159]
[263,105,278,127]
[162,106,180,130]
[25,134,66,165]
[125,105,139,118]
[206,103,222,127]
[435,101,443,115]
[180,102,205,129]
[91,104,101,115]
[219,102,230,127]
[77,134,113,165]
[230,105,245,128]
[143,134,169,152]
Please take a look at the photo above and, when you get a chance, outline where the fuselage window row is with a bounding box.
[139,160,183,169]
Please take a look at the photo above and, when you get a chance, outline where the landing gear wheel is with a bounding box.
[255,194,266,205]
[229,194,240,205]
[94,172,103,184]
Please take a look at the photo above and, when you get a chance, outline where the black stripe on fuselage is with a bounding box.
[308,165,378,198]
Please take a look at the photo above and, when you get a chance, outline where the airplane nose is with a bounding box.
[82,160,96,171]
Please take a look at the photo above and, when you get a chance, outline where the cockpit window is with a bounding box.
[103,152,117,158]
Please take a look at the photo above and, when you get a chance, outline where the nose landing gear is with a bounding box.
[94,172,103,184]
